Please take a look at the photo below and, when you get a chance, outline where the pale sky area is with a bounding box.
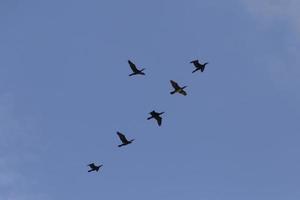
[0,0,300,199]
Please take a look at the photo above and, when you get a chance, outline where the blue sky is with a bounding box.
[0,0,300,199]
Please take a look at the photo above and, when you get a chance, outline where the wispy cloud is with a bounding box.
[243,0,300,30]
[0,94,51,200]
[242,0,300,96]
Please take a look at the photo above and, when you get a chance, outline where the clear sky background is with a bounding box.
[0,0,300,199]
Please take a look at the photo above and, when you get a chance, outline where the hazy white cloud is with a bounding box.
[243,0,300,30]
[242,0,300,96]
[0,94,51,200]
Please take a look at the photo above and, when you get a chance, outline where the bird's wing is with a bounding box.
[201,66,205,72]
[128,60,138,72]
[192,68,199,73]
[88,163,96,169]
[179,90,187,96]
[170,80,180,90]
[191,60,201,68]
[156,116,162,126]
[117,132,129,143]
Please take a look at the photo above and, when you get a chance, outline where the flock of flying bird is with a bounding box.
[87,59,209,173]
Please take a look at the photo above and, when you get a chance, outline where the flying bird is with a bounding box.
[147,110,164,126]
[170,80,187,96]
[190,60,208,73]
[87,163,103,172]
[117,131,134,147]
[128,60,145,76]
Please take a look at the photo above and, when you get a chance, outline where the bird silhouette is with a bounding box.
[117,131,134,147]
[190,60,208,73]
[170,80,187,96]
[147,110,164,126]
[128,60,145,76]
[87,163,103,172]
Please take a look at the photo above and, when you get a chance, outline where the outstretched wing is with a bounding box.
[170,80,180,90]
[117,131,129,143]
[190,60,201,68]
[201,66,205,72]
[88,163,96,169]
[156,116,162,126]
[128,60,139,72]
[179,90,187,96]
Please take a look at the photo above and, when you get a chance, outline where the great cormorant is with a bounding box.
[170,80,187,96]
[147,110,164,126]
[190,60,208,73]
[87,163,103,172]
[117,131,134,147]
[128,60,145,76]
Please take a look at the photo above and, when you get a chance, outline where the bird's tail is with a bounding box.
[118,144,124,147]
[192,68,198,73]
[88,169,93,172]
[147,116,153,120]
[170,91,176,95]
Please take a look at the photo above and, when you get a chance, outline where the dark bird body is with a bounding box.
[87,163,103,172]
[117,131,134,147]
[190,60,208,73]
[170,80,187,96]
[147,110,164,126]
[128,60,145,76]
